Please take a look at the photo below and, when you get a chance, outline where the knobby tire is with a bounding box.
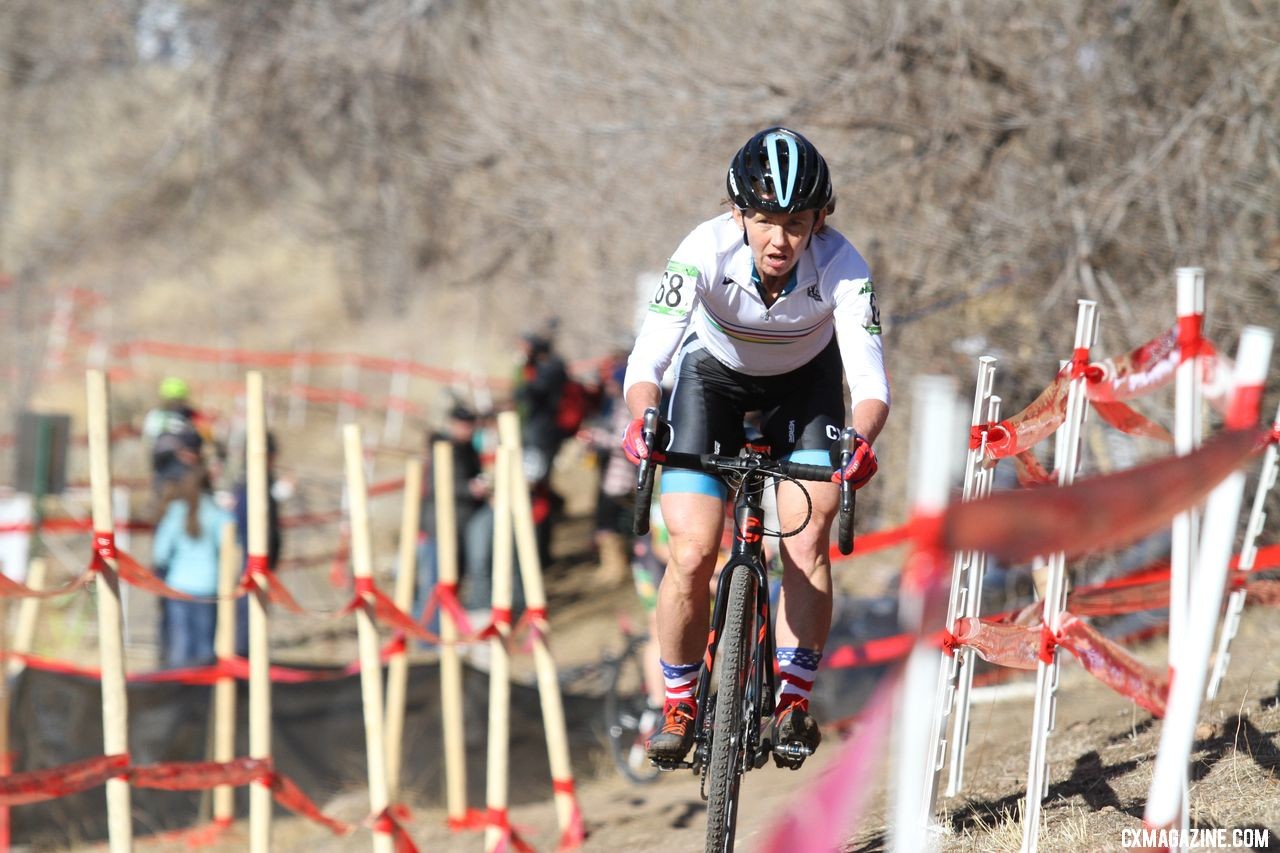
[705,565,755,853]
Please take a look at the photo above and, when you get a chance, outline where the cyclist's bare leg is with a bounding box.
[644,610,664,706]
[773,478,838,651]
[655,491,726,664]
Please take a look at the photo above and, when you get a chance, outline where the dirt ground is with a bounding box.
[100,505,1280,853]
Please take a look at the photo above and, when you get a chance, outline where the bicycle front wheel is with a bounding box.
[705,565,756,853]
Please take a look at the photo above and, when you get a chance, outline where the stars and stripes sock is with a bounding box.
[660,659,700,709]
[776,647,823,714]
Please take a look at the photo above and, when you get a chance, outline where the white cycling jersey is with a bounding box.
[624,212,890,410]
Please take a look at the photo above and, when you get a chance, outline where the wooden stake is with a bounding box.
[9,557,46,674]
[385,457,422,804]
[86,368,133,852]
[496,411,579,835]
[245,371,273,853]
[343,425,395,853]
[433,440,470,823]
[484,445,515,853]
[213,522,239,824]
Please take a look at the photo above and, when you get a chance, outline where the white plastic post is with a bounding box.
[433,440,471,825]
[1207,400,1280,699]
[1021,300,1098,853]
[1146,327,1273,832]
[497,411,580,836]
[213,522,239,824]
[922,357,996,818]
[245,371,273,853]
[385,458,422,804]
[343,425,395,853]
[1168,267,1205,846]
[484,445,516,853]
[947,391,1003,797]
[86,369,133,853]
[1170,268,1205,669]
[893,376,961,853]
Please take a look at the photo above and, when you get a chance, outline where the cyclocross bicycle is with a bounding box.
[633,408,857,852]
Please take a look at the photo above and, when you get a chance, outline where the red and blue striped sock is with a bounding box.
[776,647,822,714]
[660,659,700,710]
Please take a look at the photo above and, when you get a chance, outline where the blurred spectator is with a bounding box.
[152,464,229,668]
[142,376,206,501]
[416,405,496,626]
[233,432,283,658]
[584,362,636,585]
[513,332,568,567]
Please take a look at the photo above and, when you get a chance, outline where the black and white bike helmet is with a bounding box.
[726,127,833,214]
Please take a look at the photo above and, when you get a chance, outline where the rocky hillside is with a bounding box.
[2,0,1279,519]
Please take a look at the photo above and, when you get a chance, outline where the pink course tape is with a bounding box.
[757,669,901,853]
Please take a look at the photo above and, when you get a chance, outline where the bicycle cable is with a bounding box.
[726,468,814,540]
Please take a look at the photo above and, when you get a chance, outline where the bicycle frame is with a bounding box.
[688,473,777,776]
[632,407,855,783]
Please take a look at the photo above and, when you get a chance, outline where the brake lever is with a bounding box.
[838,427,858,511]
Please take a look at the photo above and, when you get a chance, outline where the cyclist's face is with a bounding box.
[733,207,823,283]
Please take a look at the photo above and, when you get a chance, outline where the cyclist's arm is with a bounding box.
[625,381,663,422]
[831,270,890,443]
[852,399,890,444]
[623,251,705,410]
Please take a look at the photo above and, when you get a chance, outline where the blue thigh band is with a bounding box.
[661,449,828,498]
[660,469,727,499]
[786,449,831,467]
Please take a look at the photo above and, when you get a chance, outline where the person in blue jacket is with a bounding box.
[152,463,230,668]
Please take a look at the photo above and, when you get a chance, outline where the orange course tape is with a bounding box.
[946,427,1264,565]
[93,531,198,601]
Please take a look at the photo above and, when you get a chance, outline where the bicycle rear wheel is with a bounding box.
[603,635,662,785]
[705,565,755,852]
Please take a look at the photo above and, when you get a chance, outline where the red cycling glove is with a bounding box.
[831,433,878,489]
[622,418,653,465]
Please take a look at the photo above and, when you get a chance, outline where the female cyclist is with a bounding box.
[621,126,890,765]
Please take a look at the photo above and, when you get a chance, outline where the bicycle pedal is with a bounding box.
[771,741,813,770]
[649,757,692,772]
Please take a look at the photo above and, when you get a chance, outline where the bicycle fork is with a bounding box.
[687,493,778,780]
